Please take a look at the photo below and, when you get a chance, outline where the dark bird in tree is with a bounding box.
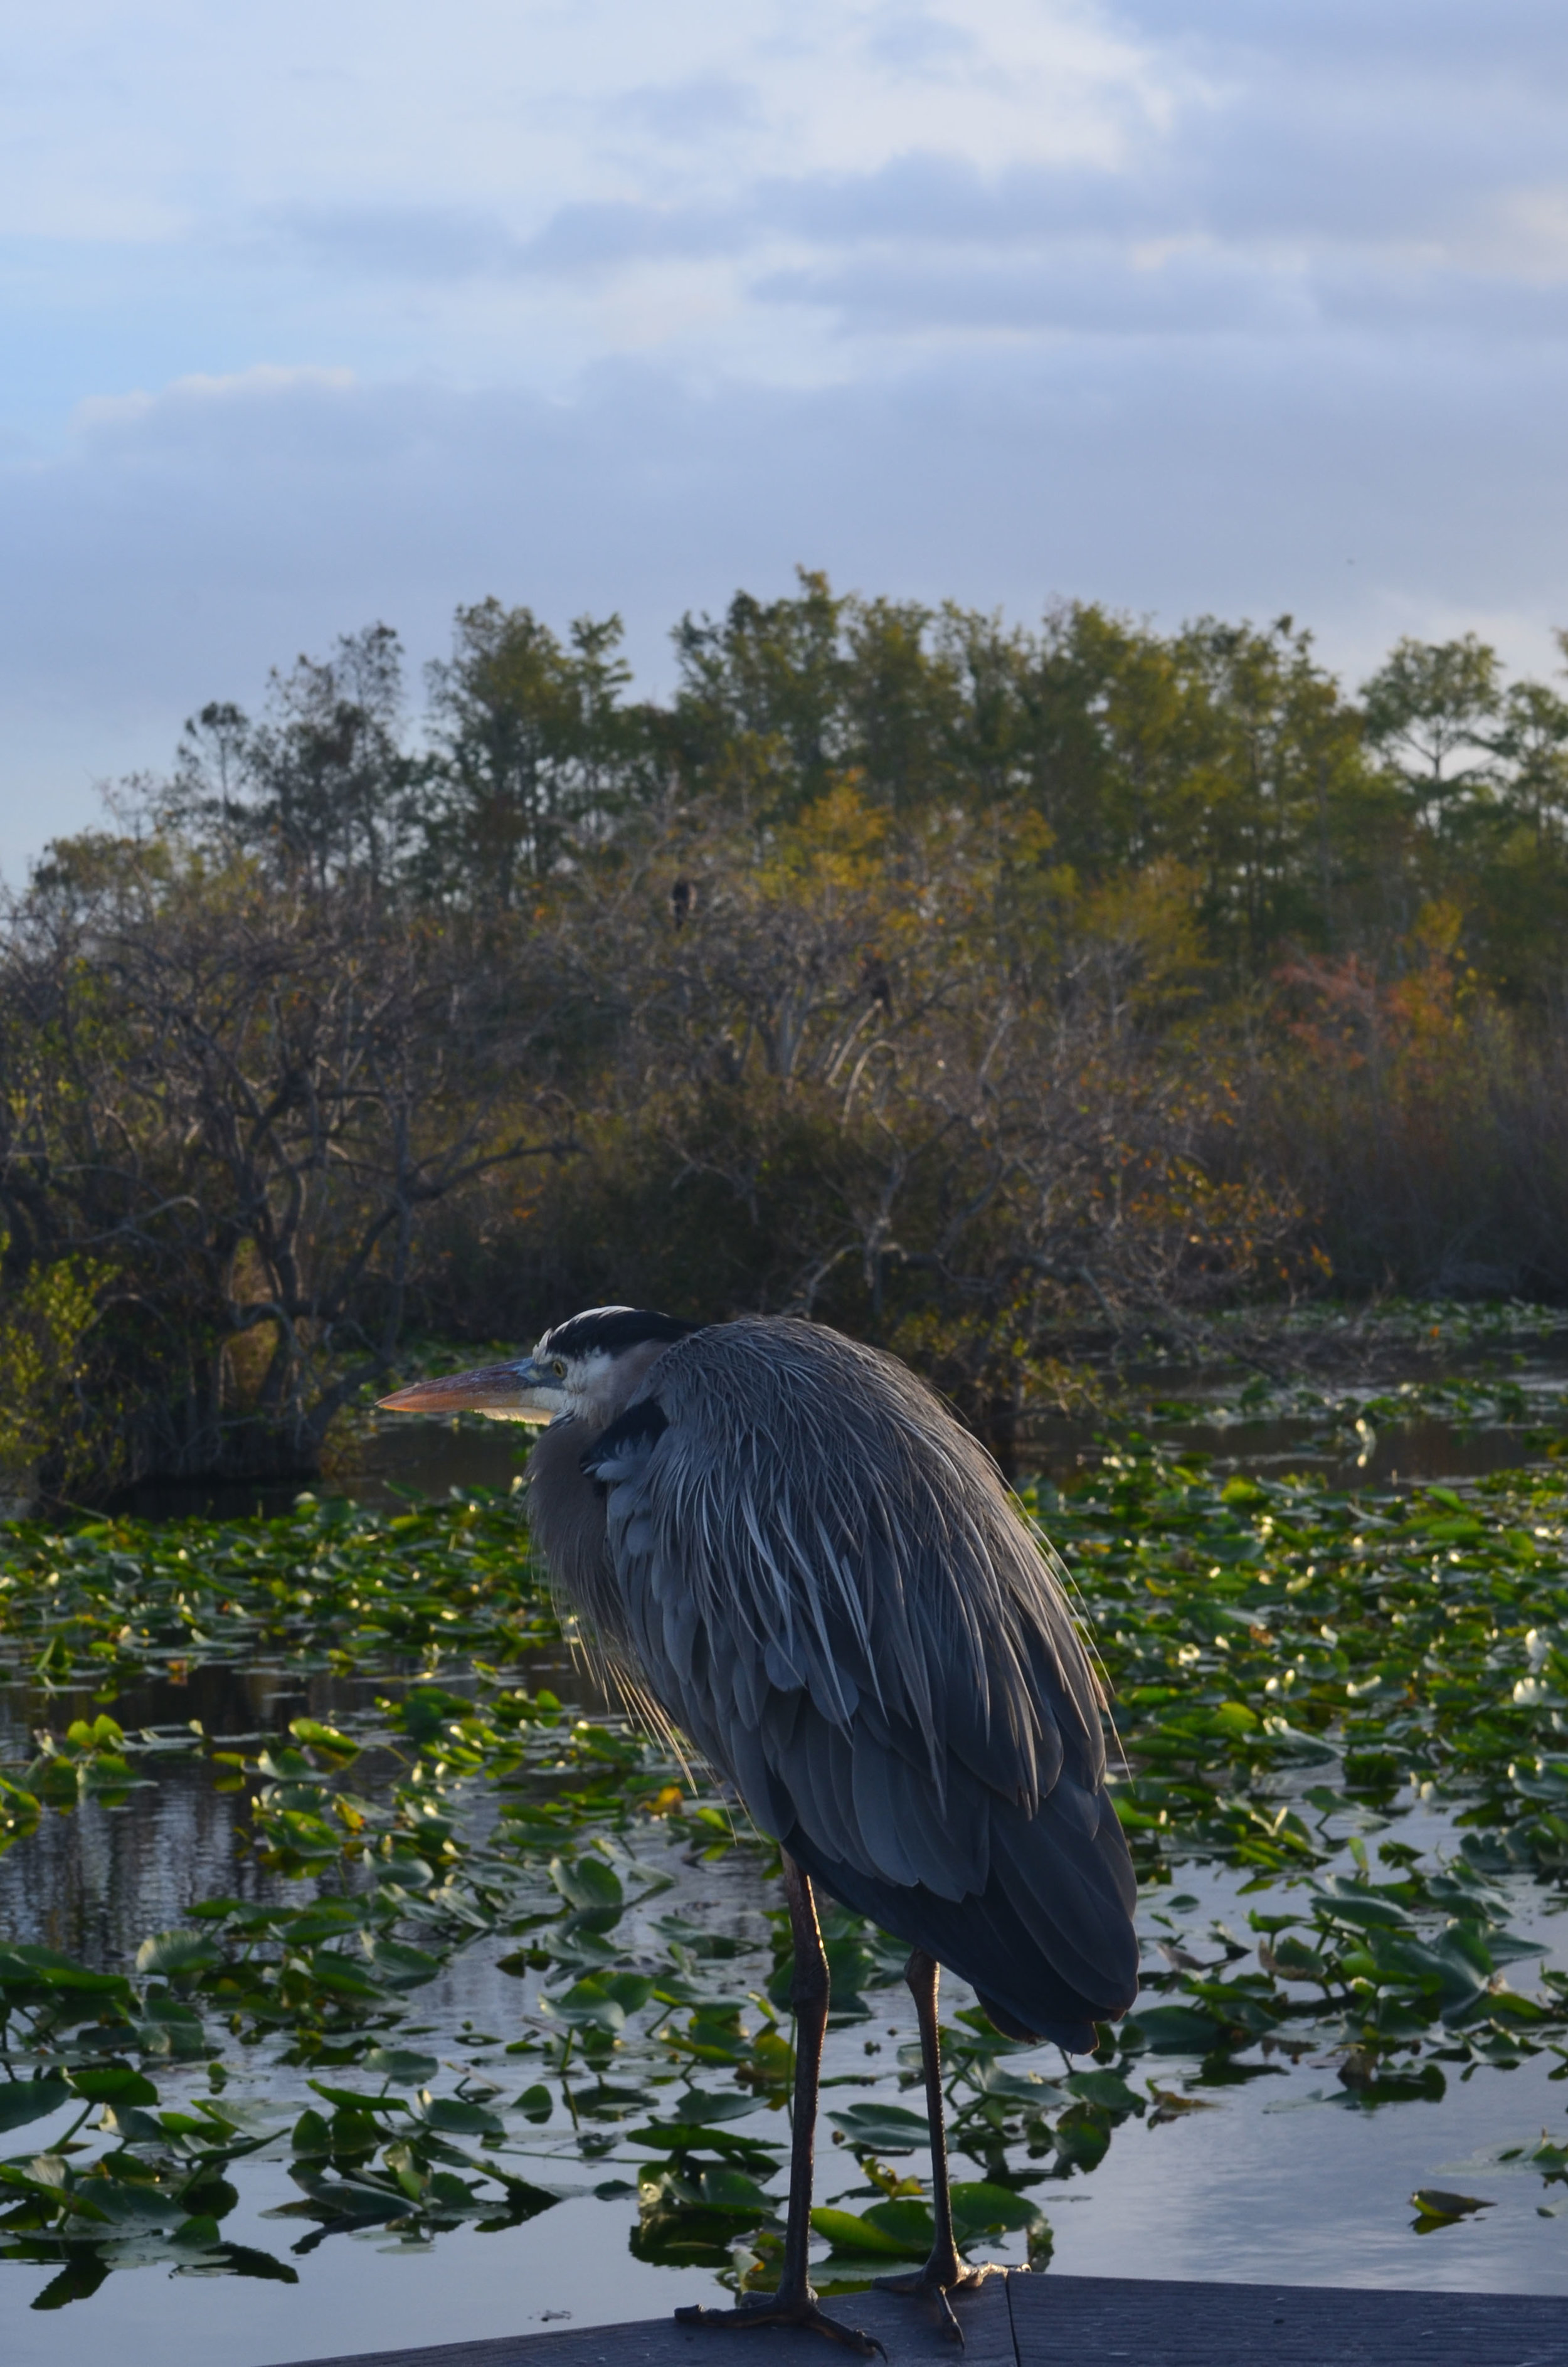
[381,1310,1137,2350]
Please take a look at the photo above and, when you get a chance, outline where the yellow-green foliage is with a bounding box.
[0,1236,100,1477]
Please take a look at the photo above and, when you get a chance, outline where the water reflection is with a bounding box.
[0,1652,578,1968]
[88,1339,1568,1525]
[0,1668,367,1966]
[1127,1411,1554,1489]
[105,1417,535,1523]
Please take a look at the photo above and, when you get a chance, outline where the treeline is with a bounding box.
[3,573,1567,1491]
[158,582,1568,989]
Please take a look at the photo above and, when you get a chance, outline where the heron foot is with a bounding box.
[871,2260,1003,2346]
[675,2292,886,2356]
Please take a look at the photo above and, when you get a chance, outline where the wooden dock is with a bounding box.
[268,2269,1568,2366]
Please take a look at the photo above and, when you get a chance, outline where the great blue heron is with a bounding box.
[380,1309,1138,2350]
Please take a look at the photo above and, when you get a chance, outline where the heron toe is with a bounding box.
[871,2260,1004,2347]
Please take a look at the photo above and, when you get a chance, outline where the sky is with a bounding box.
[4,1,1568,870]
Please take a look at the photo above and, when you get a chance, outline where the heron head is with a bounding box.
[376,1306,697,1427]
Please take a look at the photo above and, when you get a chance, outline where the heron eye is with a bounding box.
[551,1359,566,1379]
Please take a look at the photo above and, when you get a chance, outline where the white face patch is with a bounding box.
[534,1343,617,1419]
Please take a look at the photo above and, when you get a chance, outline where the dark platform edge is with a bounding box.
[262,2269,1568,2367]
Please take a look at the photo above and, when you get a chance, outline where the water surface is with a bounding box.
[6,1365,1568,2364]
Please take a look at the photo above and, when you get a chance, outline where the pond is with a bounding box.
[6,1340,1568,2366]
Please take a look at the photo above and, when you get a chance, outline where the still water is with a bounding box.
[4,1766,1566,2367]
[112,1390,1568,1524]
[4,1380,1568,2364]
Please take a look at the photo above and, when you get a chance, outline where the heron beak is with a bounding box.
[376,1357,561,1426]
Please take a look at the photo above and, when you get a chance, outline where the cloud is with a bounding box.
[272,207,525,282]
[755,245,1294,339]
[3,333,1567,872]
[518,199,751,276]
[613,73,763,144]
[1123,0,1568,81]
[862,6,980,73]
[5,4,1568,872]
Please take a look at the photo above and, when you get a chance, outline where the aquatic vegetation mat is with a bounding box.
[5,1438,1568,2302]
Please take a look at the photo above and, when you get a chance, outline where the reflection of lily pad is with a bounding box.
[172,2241,300,2282]
[634,2163,780,2267]
[1123,2006,1225,2053]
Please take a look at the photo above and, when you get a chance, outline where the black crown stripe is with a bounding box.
[541,1306,699,1359]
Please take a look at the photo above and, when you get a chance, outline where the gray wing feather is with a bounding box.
[593,1318,1131,2008]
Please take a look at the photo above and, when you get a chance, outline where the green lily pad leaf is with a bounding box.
[69,2064,159,2106]
[135,1929,221,1977]
[0,2078,70,2132]
[291,2108,333,2156]
[1062,2070,1145,2117]
[330,2107,382,2153]
[1269,1935,1330,1981]
[290,1717,359,1761]
[1485,1930,1549,1965]
[630,2120,782,2164]
[170,2213,223,2248]
[697,2166,778,2212]
[303,1953,385,2000]
[675,2089,766,2125]
[541,1973,653,2030]
[280,1902,365,1943]
[550,1855,625,1915]
[1313,1890,1412,1934]
[827,2102,931,2154]
[950,2182,1049,2238]
[362,1936,443,1987]
[101,2103,169,2144]
[307,2082,408,2115]
[1122,2006,1225,2053]
[87,2177,188,2225]
[1411,2188,1494,2223]
[415,2094,505,2137]
[0,1944,131,1998]
[576,2084,655,2121]
[1209,1702,1259,1734]
[810,2205,928,2259]
[363,2048,440,2084]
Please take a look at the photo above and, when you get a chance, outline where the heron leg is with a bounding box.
[872,1947,1000,2346]
[675,1856,884,2358]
